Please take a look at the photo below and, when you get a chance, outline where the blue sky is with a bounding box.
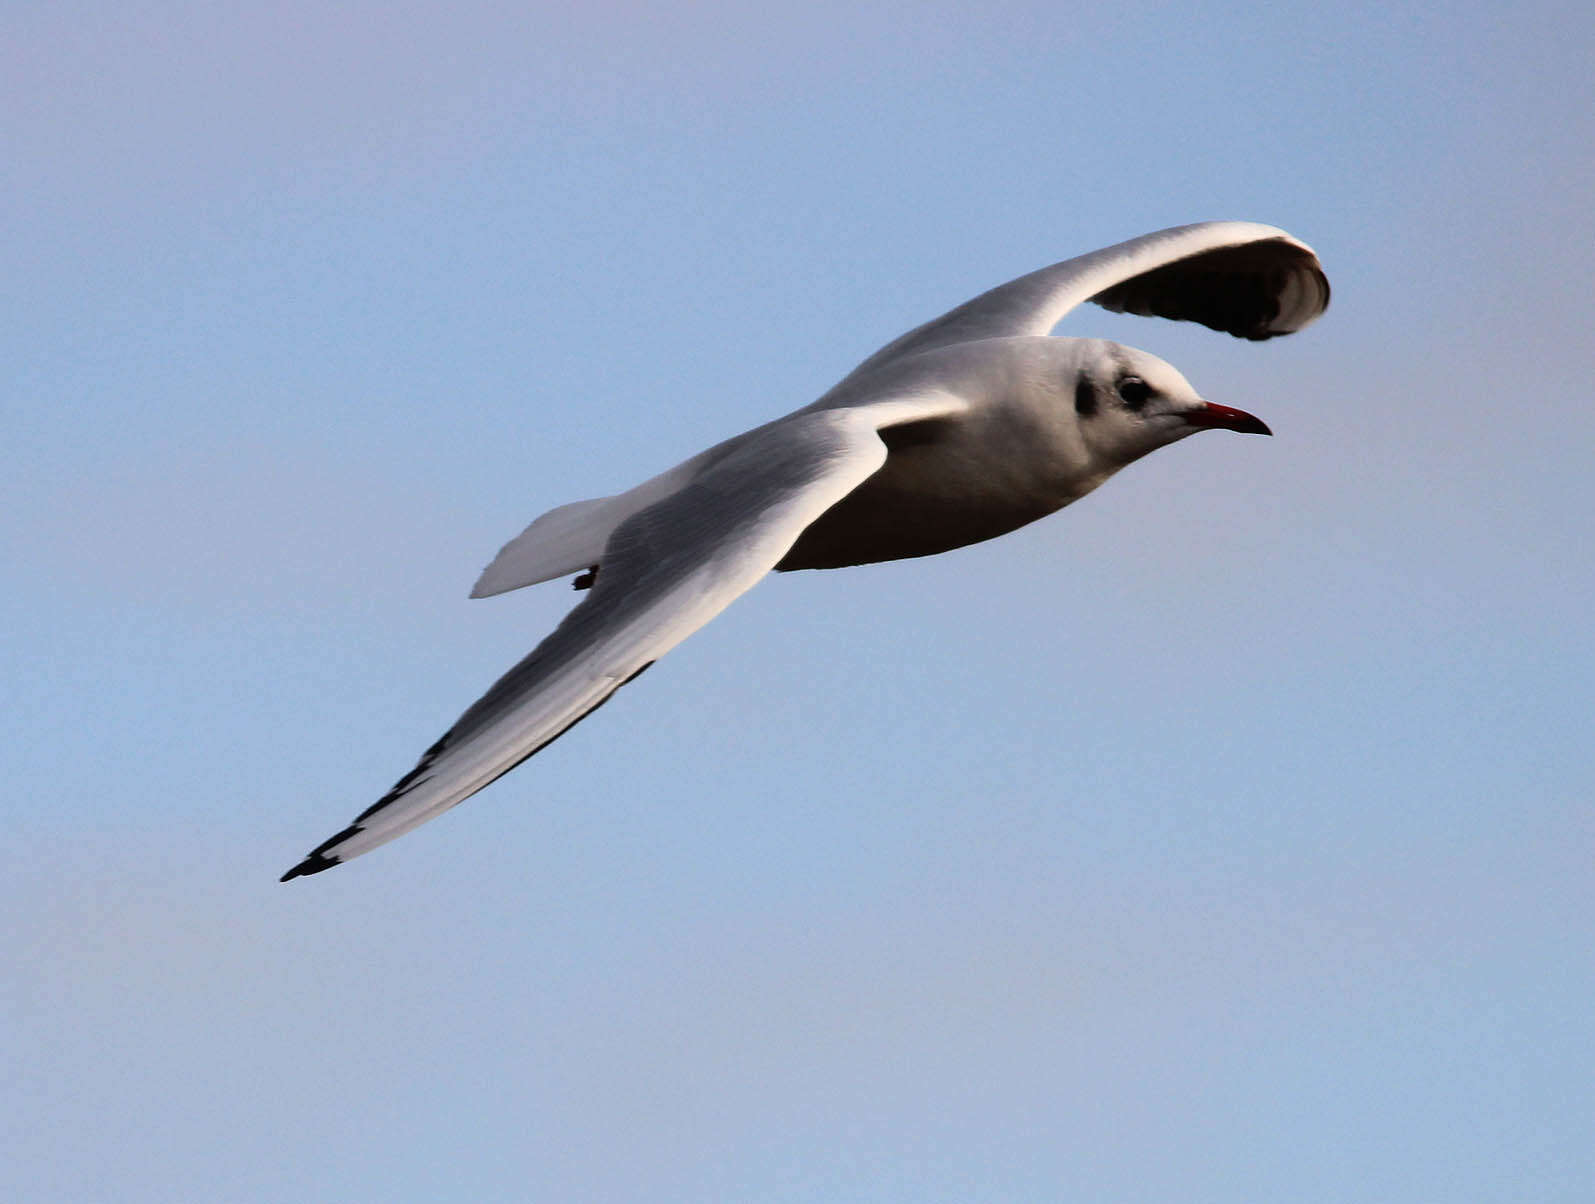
[5,2,1593,1200]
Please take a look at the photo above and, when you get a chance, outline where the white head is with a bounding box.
[1066,339,1270,470]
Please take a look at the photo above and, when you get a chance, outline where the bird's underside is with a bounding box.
[776,418,1068,570]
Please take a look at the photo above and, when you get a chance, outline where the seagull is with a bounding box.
[281,221,1328,881]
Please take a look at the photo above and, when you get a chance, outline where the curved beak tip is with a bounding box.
[1187,401,1272,437]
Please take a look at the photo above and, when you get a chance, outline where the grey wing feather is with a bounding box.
[281,394,964,878]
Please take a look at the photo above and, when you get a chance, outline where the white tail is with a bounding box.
[470,452,713,598]
[470,496,618,596]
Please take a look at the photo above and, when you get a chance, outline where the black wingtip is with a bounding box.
[280,822,366,882]
[280,852,341,882]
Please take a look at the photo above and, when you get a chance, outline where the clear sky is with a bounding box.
[5,1,1592,1200]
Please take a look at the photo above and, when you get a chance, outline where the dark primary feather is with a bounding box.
[1089,238,1330,340]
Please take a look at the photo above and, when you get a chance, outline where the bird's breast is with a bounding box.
[776,418,1081,571]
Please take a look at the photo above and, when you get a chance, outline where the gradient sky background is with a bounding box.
[5,1,1593,1200]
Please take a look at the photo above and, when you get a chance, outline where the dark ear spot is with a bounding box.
[1074,374,1097,417]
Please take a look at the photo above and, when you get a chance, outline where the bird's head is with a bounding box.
[1067,339,1270,469]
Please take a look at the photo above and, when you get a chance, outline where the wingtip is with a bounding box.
[279,852,341,882]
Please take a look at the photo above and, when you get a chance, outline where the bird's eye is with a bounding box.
[1117,376,1153,409]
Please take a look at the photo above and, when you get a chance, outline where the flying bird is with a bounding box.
[282,221,1329,880]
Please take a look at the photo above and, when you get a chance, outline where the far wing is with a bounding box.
[281,393,964,879]
[843,221,1329,383]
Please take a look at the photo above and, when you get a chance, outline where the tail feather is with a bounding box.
[470,496,616,597]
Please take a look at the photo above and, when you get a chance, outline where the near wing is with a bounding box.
[844,221,1329,383]
[281,394,964,879]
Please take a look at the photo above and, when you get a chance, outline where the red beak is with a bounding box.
[1184,401,1272,436]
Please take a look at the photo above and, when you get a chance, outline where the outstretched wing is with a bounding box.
[843,221,1329,383]
[281,393,965,879]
